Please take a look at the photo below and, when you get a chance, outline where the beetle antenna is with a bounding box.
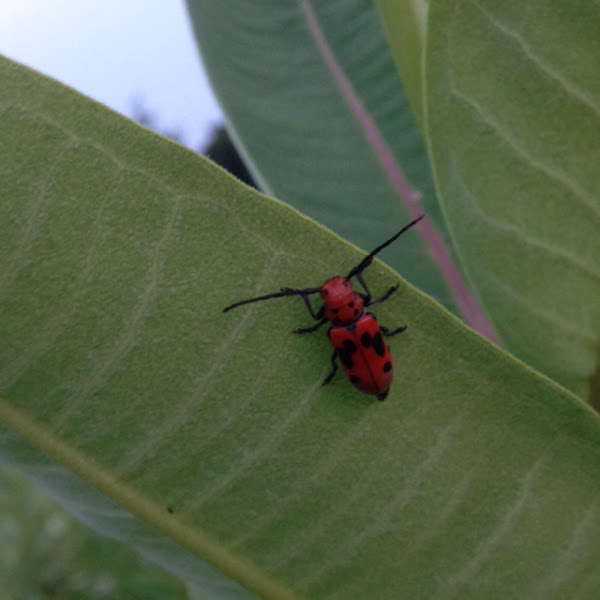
[346,214,425,279]
[223,287,321,312]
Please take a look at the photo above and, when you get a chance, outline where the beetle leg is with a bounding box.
[381,324,407,337]
[293,293,326,333]
[354,272,372,304]
[296,293,325,321]
[294,318,328,334]
[367,284,399,307]
[355,273,399,307]
[322,349,338,385]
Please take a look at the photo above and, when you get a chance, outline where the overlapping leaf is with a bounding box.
[186,0,453,310]
[2,58,600,599]
[424,0,600,399]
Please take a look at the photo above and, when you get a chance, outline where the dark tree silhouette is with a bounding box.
[130,95,257,189]
[202,125,258,189]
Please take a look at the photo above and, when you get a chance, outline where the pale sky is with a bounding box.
[0,1,223,149]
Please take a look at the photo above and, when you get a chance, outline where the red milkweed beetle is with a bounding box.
[223,215,424,400]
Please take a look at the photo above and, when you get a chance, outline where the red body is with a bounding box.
[321,277,393,400]
[223,216,424,401]
[328,312,393,400]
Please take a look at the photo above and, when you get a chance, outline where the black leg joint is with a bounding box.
[381,325,407,337]
[295,318,328,334]
[322,350,338,385]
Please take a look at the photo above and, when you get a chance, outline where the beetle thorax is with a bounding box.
[320,276,364,323]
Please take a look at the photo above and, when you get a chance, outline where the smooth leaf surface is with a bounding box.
[425,0,600,400]
[186,0,454,312]
[3,58,600,600]
[373,0,428,129]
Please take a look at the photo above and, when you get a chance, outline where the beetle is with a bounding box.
[223,214,424,400]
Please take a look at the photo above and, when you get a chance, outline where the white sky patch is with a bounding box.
[0,1,223,148]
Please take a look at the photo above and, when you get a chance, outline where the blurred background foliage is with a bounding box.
[0,464,188,600]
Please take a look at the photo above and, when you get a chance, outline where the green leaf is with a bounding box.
[3,57,600,599]
[0,465,189,599]
[185,0,454,313]
[373,0,428,129]
[424,0,600,400]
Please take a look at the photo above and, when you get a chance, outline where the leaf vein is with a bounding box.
[449,84,600,222]
[470,0,600,118]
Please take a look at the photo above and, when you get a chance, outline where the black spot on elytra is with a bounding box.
[338,339,357,369]
[373,332,385,356]
[383,361,392,373]
[333,308,339,314]
[345,340,358,353]
[348,301,354,308]
[361,332,372,348]
[350,375,361,385]
[354,309,359,316]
